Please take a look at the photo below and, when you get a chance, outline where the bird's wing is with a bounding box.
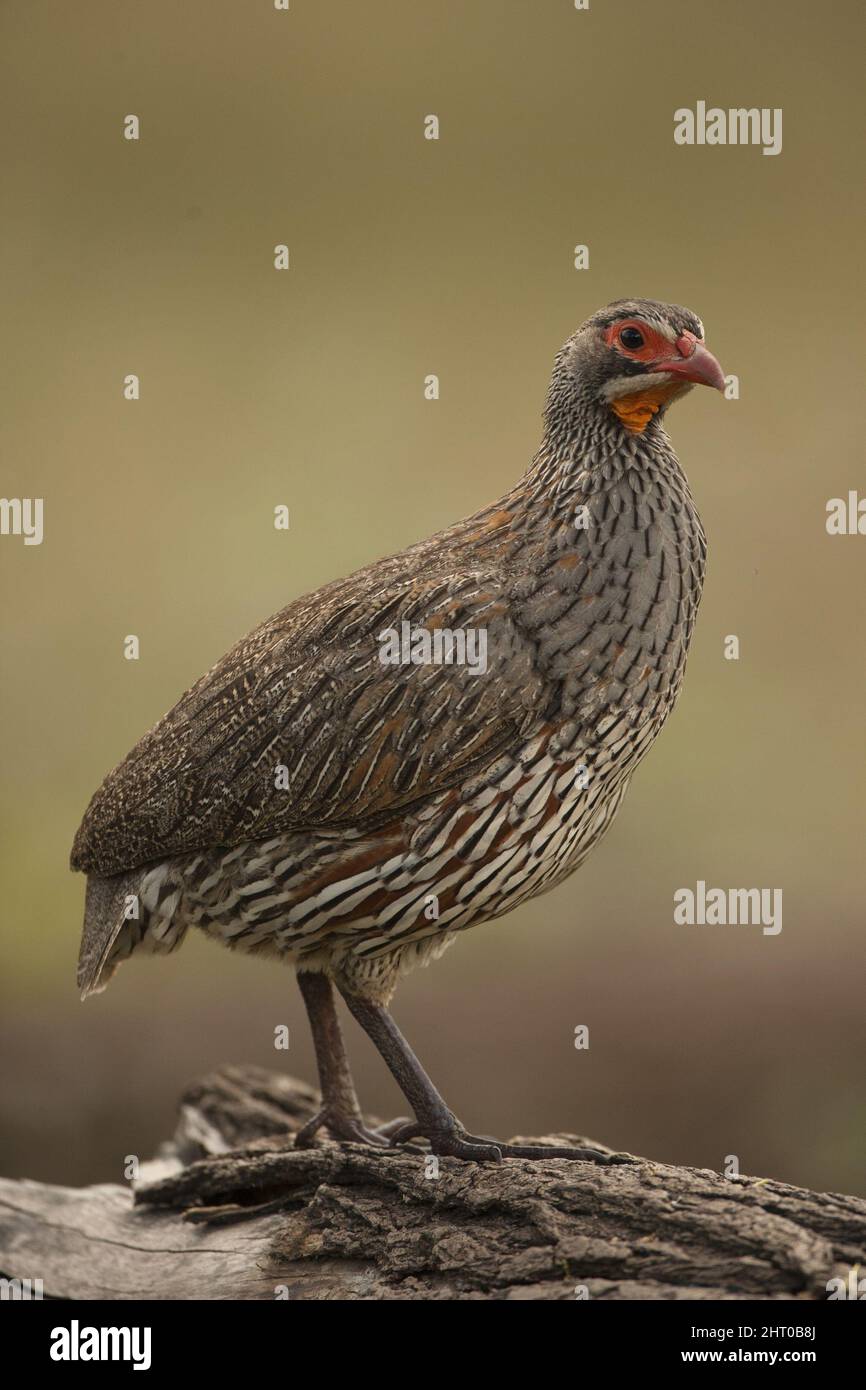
[71,565,548,876]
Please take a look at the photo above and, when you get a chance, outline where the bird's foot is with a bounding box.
[295,1106,411,1149]
[386,1120,503,1162]
[386,1118,634,1165]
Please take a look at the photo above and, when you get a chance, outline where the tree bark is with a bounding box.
[1,1065,863,1301]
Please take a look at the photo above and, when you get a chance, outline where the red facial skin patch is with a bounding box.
[603,320,692,433]
[602,319,679,364]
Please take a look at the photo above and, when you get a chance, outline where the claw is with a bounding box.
[382,1121,629,1165]
[296,1087,629,1167]
[295,1108,393,1149]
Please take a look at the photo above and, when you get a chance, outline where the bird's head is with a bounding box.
[549,298,726,437]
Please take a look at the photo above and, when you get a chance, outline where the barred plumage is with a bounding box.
[72,298,723,1161]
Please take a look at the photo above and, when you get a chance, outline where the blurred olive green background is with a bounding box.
[2,0,864,1196]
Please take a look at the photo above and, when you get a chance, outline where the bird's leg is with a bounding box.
[294,971,399,1147]
[338,986,625,1164]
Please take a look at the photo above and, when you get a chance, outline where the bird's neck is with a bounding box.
[517,404,682,529]
[448,399,693,568]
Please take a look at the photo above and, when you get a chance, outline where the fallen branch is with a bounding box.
[1,1066,863,1300]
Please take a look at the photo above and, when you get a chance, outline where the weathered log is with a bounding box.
[1,1065,863,1300]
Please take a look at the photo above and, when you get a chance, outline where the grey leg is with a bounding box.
[338,986,624,1164]
[294,970,393,1147]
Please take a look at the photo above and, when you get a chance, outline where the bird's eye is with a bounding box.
[619,326,645,350]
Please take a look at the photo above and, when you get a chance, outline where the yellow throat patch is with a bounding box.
[610,380,689,434]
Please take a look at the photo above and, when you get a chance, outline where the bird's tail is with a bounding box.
[77,870,144,999]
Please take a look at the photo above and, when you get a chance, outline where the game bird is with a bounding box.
[72,298,725,1161]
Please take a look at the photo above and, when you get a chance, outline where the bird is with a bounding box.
[71,298,725,1163]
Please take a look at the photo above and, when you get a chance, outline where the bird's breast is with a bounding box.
[514,458,705,732]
